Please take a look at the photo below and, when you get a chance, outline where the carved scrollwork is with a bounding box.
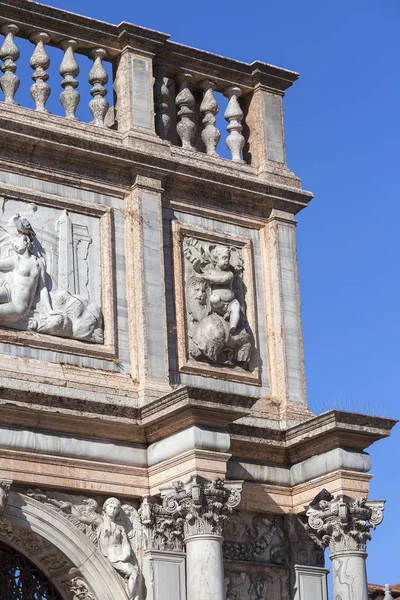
[306,494,385,555]
[161,476,242,538]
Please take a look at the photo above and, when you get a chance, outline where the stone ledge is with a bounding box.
[0,103,313,216]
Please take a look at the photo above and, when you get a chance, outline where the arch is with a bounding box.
[3,490,128,600]
[0,539,62,600]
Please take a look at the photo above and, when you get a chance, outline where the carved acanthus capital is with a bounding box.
[306,495,385,556]
[0,480,12,515]
[161,476,242,538]
[139,495,185,552]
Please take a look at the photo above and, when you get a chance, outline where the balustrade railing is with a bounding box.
[153,67,248,162]
[0,0,299,172]
[0,23,111,126]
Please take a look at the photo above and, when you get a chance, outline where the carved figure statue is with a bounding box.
[97,498,140,600]
[0,234,52,326]
[27,490,140,600]
[0,480,11,515]
[248,575,271,600]
[0,208,103,343]
[183,237,255,369]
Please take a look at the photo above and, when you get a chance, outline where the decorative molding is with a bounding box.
[172,220,259,384]
[160,476,242,538]
[306,494,385,556]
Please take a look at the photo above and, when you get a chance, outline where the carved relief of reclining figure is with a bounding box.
[0,209,103,344]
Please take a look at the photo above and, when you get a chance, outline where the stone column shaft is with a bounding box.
[161,477,242,600]
[330,551,368,600]
[185,534,225,600]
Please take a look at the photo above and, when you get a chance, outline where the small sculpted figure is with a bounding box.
[0,481,10,515]
[27,491,140,600]
[0,233,53,326]
[183,237,255,369]
[202,245,241,334]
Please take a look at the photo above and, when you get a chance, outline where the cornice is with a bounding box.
[0,103,313,216]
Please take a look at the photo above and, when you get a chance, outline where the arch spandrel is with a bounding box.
[3,489,129,600]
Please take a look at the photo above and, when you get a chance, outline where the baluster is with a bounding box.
[0,24,20,104]
[88,48,109,127]
[224,86,245,162]
[59,39,80,119]
[200,80,220,156]
[30,32,50,112]
[154,65,170,140]
[176,73,196,150]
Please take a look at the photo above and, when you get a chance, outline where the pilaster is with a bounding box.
[125,175,171,403]
[261,210,308,421]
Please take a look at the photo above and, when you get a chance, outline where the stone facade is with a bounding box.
[0,1,396,600]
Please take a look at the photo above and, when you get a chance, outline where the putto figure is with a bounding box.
[183,237,255,370]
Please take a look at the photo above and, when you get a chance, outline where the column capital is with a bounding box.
[306,494,385,556]
[161,476,242,538]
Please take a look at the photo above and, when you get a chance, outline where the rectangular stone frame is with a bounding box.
[172,220,260,385]
[0,182,117,360]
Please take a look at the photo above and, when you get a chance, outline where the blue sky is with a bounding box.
[16,0,400,586]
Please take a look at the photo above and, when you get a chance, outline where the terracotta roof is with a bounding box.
[368,584,400,598]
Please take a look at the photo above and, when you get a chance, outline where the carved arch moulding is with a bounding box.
[1,487,128,600]
[172,220,260,384]
[0,185,117,360]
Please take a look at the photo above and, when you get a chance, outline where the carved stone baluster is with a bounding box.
[59,39,80,119]
[175,73,196,150]
[224,85,245,162]
[30,32,51,112]
[88,48,109,127]
[0,24,20,104]
[154,65,170,140]
[199,80,220,156]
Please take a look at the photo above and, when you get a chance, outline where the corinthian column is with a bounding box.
[162,477,242,600]
[306,495,385,600]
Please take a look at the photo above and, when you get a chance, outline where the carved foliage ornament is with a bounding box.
[306,494,384,555]
[223,513,287,564]
[161,476,242,538]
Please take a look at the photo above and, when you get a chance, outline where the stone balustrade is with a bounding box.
[0,0,299,173]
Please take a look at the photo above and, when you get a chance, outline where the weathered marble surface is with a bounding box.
[0,199,102,343]
[183,236,255,370]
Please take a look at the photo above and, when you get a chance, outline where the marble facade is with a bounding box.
[0,2,395,600]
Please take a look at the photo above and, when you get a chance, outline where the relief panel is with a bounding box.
[172,221,259,384]
[0,195,116,359]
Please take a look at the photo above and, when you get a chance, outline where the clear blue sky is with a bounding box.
[17,0,400,586]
